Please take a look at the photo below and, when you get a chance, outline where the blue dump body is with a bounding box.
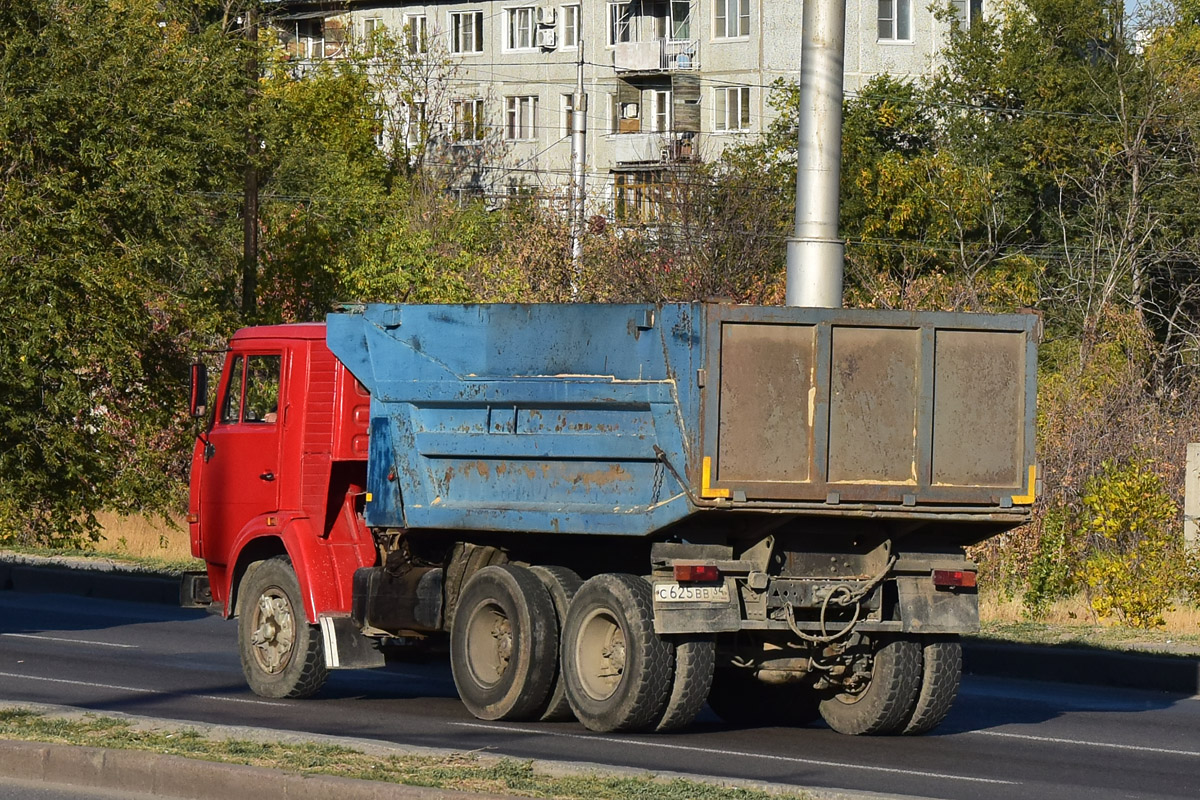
[326,303,1040,539]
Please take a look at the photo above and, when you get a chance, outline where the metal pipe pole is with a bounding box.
[570,41,587,297]
[242,5,259,318]
[785,0,846,308]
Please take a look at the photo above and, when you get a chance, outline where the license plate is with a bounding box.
[654,581,731,604]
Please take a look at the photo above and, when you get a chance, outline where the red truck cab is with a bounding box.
[188,324,375,623]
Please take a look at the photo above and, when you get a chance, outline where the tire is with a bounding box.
[450,564,558,721]
[561,574,674,733]
[237,556,329,699]
[818,636,922,735]
[654,635,716,732]
[529,565,584,722]
[706,669,819,727]
[902,635,962,735]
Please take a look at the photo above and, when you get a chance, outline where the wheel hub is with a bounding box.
[576,609,626,701]
[250,590,295,674]
[465,601,513,687]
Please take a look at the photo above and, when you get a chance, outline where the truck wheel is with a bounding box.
[706,669,819,727]
[530,566,583,721]
[561,574,674,733]
[818,636,921,735]
[654,634,716,732]
[902,635,962,735]
[450,565,558,721]
[238,556,329,699]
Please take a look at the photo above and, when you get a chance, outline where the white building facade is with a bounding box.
[274,1,976,213]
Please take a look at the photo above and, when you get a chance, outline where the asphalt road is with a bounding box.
[1,590,1198,800]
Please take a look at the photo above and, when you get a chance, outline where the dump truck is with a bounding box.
[187,301,1039,735]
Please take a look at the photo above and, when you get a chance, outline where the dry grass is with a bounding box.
[94,512,194,562]
[978,588,1200,654]
[0,709,818,800]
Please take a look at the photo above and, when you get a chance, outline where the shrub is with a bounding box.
[1022,505,1083,618]
[1078,459,1184,628]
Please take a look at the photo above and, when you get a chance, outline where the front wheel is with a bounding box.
[817,636,921,735]
[237,556,329,699]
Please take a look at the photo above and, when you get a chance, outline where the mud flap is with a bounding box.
[320,615,386,669]
[895,576,979,634]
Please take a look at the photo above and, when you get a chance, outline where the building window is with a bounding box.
[651,90,671,132]
[451,11,484,53]
[608,3,634,45]
[615,171,668,222]
[714,0,749,38]
[505,95,538,140]
[507,6,536,50]
[362,17,383,53]
[406,101,427,146]
[878,0,911,41]
[715,86,750,131]
[950,0,982,27]
[562,4,581,48]
[405,14,427,54]
[670,0,692,39]
[563,94,576,137]
[453,98,485,141]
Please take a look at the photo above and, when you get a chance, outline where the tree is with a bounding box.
[0,0,247,545]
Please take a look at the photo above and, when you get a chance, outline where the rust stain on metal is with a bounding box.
[575,464,630,488]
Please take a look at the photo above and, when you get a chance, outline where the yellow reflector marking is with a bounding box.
[701,457,730,499]
[366,492,373,503]
[1012,465,1038,505]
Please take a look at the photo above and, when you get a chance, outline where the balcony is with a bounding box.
[613,38,699,73]
[612,132,697,165]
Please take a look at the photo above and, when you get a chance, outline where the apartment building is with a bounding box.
[272,1,977,213]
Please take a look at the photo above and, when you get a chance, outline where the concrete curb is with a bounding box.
[0,555,183,606]
[963,638,1200,695]
[0,740,514,800]
[0,702,890,800]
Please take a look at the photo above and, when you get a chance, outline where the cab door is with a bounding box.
[198,351,284,564]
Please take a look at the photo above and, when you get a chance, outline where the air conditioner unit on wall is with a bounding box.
[536,28,557,49]
[537,6,557,26]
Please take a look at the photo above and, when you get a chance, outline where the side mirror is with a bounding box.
[189,363,208,419]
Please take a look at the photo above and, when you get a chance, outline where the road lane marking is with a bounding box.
[452,722,1018,785]
[0,671,288,708]
[970,729,1200,757]
[1,633,138,649]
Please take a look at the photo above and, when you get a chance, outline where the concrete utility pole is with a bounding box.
[785,0,846,308]
[242,5,260,318]
[569,41,587,298]
[1186,444,1200,553]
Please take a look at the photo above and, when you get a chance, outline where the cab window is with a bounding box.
[219,356,244,424]
[244,355,281,423]
[218,354,282,424]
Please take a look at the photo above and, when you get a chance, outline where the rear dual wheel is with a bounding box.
[560,574,715,733]
[450,564,559,721]
[816,634,961,735]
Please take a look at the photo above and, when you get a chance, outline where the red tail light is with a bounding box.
[933,569,977,589]
[674,563,721,583]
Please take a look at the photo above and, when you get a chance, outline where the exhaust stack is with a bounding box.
[785,0,846,308]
